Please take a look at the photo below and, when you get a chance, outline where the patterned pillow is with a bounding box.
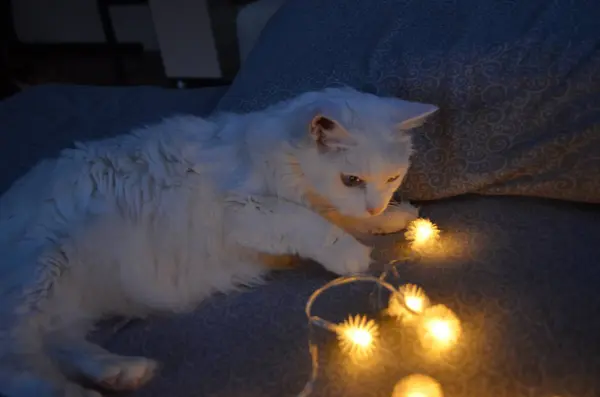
[217,0,600,203]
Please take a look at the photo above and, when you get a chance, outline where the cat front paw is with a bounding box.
[366,202,420,235]
[75,354,158,392]
[318,234,373,275]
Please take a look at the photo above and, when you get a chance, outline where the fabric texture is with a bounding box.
[217,0,600,204]
[0,84,227,193]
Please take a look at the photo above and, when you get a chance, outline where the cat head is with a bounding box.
[290,87,438,219]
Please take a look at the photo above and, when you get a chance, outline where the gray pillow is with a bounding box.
[217,0,600,203]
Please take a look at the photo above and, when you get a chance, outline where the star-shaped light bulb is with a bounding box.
[405,218,440,251]
[400,284,430,314]
[387,284,430,322]
[336,315,379,361]
[350,328,372,345]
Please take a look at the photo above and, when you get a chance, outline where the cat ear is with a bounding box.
[309,114,355,151]
[396,102,439,131]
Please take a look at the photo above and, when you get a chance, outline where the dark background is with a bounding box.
[0,0,260,100]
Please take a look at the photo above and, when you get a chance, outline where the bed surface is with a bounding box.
[2,86,600,396]
[95,195,600,397]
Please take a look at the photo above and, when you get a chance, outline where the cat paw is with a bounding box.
[318,233,373,275]
[367,202,419,235]
[78,355,158,391]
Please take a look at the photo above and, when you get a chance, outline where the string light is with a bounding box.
[405,218,440,251]
[297,218,457,397]
[298,275,408,397]
[336,314,379,361]
[392,374,444,397]
[401,284,429,314]
[388,284,430,321]
[418,304,462,352]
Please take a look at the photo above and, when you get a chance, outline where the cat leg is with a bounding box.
[0,315,104,397]
[1,240,153,396]
[43,237,157,392]
[0,242,90,397]
[48,335,158,392]
[225,196,373,275]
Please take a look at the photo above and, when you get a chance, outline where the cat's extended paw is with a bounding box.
[366,202,420,235]
[77,355,158,392]
[318,234,373,275]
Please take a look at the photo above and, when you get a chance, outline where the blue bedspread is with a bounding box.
[97,195,600,397]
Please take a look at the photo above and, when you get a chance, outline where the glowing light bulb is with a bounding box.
[405,218,440,250]
[392,374,443,397]
[337,314,379,361]
[387,284,430,321]
[418,304,461,351]
[400,284,429,314]
[428,320,452,341]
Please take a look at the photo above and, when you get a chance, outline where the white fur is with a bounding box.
[0,87,437,396]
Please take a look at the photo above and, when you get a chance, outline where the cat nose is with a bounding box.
[367,205,386,216]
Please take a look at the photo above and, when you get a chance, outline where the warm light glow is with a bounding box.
[400,284,430,314]
[387,284,430,321]
[405,218,440,250]
[392,374,443,397]
[428,320,452,341]
[337,314,379,361]
[418,304,461,351]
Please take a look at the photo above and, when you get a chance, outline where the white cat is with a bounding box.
[0,87,437,397]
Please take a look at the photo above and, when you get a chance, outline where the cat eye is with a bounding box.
[341,174,365,188]
[387,175,401,183]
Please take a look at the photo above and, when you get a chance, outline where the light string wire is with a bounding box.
[297,270,417,397]
[296,218,443,397]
